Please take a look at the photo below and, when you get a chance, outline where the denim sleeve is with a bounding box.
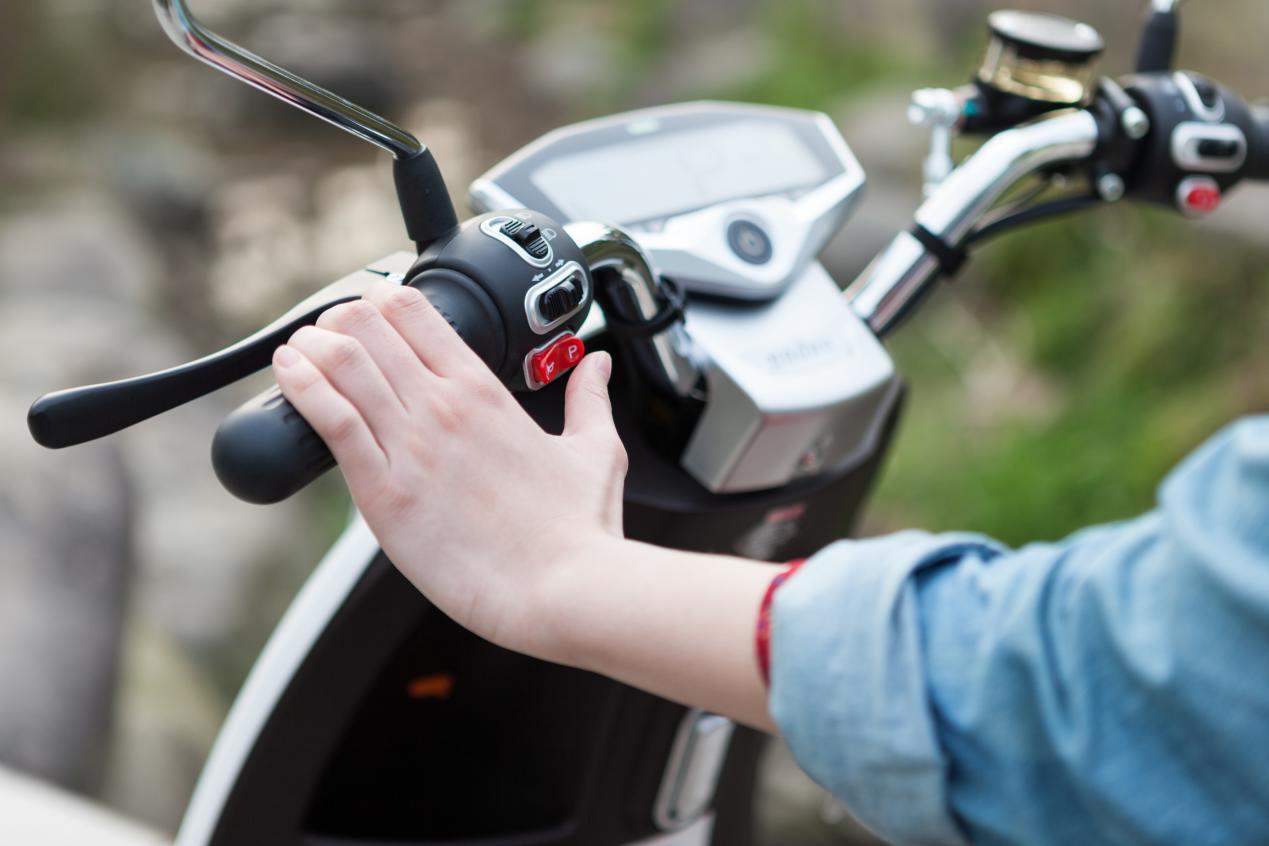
[768,416,1269,846]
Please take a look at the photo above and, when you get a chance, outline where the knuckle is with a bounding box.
[383,285,429,319]
[314,306,342,330]
[374,482,418,521]
[325,408,362,445]
[430,396,463,433]
[467,378,506,409]
[325,335,365,370]
[584,382,611,405]
[283,362,322,393]
[289,324,319,348]
[607,437,629,472]
[321,299,377,331]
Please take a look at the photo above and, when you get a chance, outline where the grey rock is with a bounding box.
[0,408,132,795]
[0,192,323,825]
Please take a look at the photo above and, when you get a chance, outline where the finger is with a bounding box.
[288,325,412,449]
[362,281,487,379]
[316,298,436,409]
[562,352,617,440]
[272,345,387,491]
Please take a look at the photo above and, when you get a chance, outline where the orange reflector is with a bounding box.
[406,673,455,700]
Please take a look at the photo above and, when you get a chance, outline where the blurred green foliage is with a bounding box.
[879,213,1268,545]
[722,0,911,109]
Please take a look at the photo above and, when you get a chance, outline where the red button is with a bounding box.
[529,334,585,387]
[1178,177,1221,214]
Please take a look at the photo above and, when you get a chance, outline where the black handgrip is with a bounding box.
[1135,6,1177,74]
[1248,104,1269,182]
[212,386,333,504]
[211,270,505,503]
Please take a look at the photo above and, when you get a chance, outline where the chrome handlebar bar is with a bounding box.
[847,109,1101,335]
[565,221,702,398]
[152,0,423,159]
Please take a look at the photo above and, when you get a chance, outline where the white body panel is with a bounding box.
[175,514,381,846]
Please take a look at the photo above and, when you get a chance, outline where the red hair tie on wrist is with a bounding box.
[756,560,805,688]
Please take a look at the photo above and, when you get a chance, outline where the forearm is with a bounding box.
[543,534,781,732]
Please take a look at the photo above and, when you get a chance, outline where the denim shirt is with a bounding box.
[768,415,1269,845]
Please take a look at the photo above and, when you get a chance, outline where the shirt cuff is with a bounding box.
[768,531,1005,845]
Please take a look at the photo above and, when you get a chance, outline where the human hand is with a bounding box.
[271,280,628,661]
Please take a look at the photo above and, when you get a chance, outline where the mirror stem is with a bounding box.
[152,0,458,247]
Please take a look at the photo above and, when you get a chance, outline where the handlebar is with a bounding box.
[847,109,1100,335]
[1249,104,1269,181]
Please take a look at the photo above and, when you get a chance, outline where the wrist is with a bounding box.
[526,529,633,669]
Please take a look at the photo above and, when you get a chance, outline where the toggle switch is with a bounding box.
[501,218,551,260]
[537,274,584,323]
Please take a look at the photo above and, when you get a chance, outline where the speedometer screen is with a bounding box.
[530,120,830,224]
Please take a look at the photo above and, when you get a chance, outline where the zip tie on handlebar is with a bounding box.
[601,275,687,338]
[910,224,969,279]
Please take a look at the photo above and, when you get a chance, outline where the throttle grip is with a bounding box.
[211,268,508,503]
[1249,104,1269,182]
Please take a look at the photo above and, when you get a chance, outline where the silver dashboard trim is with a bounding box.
[470,101,866,301]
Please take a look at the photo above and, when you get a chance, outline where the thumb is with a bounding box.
[562,351,616,439]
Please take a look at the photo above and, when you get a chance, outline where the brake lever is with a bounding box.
[27,255,413,449]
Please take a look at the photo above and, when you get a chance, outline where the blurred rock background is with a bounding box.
[0,0,1265,842]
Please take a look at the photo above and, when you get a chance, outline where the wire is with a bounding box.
[965,194,1103,246]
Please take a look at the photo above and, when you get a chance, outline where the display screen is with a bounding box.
[530,119,831,224]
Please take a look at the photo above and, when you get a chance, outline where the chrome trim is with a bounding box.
[909,87,961,196]
[846,232,940,335]
[848,109,1100,335]
[653,710,734,831]
[524,261,589,335]
[1171,122,1247,173]
[1175,175,1220,216]
[1174,71,1225,123]
[152,0,422,159]
[915,109,1099,243]
[564,221,701,398]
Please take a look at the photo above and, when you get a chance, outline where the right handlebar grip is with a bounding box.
[1248,104,1269,182]
[211,269,506,503]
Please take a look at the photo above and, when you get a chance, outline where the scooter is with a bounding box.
[27,1,1267,844]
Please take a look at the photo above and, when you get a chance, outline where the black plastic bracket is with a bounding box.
[910,224,968,279]
[393,149,460,250]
